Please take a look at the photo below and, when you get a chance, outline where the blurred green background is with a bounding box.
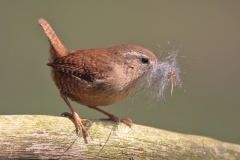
[1,1,240,144]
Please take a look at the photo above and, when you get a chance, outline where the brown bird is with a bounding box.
[38,18,180,137]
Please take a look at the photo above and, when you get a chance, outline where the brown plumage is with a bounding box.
[38,18,180,137]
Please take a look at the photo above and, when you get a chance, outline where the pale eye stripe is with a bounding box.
[124,51,143,57]
[124,51,151,63]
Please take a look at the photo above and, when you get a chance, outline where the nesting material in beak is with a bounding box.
[145,50,181,100]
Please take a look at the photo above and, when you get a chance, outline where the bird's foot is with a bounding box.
[101,115,132,128]
[61,112,92,137]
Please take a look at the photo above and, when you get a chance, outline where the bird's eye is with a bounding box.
[141,57,149,64]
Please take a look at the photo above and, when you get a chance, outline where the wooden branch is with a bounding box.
[0,115,239,159]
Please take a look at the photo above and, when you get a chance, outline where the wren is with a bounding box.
[38,18,181,137]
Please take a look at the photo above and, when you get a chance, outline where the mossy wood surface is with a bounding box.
[0,115,239,159]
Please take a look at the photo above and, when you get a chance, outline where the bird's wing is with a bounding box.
[47,48,113,82]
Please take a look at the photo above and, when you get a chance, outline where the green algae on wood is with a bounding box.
[0,115,239,159]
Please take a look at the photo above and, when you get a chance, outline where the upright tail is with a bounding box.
[38,18,66,60]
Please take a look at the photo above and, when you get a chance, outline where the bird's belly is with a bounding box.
[51,70,135,107]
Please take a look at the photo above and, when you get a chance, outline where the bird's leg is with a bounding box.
[88,106,132,128]
[60,94,91,137]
